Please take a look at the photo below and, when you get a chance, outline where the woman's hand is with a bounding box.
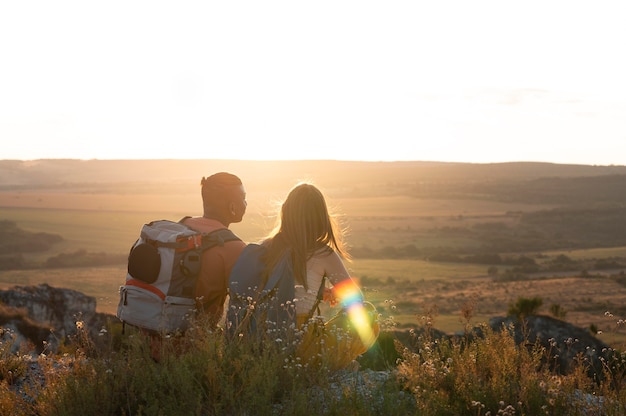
[323,287,338,307]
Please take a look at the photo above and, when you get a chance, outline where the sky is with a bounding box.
[1,1,625,165]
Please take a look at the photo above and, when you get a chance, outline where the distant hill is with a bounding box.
[3,159,626,258]
[1,158,625,190]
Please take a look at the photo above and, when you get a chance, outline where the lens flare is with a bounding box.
[333,279,363,309]
[332,279,378,349]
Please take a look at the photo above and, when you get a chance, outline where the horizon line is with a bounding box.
[2,157,624,168]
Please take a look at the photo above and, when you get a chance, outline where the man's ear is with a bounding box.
[230,202,236,215]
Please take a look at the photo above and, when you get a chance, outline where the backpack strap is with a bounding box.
[307,276,326,320]
[201,228,241,250]
[176,216,242,250]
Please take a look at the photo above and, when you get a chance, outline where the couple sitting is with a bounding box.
[184,173,380,370]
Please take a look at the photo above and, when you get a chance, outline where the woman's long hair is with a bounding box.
[262,183,349,289]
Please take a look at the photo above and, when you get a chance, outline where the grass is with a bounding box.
[544,246,626,260]
[3,261,625,345]
[350,258,488,282]
[0,207,275,260]
[1,306,625,415]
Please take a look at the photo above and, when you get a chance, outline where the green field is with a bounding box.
[2,177,626,346]
[544,246,626,260]
[0,206,492,335]
[349,258,487,282]
[0,207,271,260]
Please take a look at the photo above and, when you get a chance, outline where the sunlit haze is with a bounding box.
[2,1,625,165]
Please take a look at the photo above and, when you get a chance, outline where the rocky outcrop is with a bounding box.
[0,284,113,354]
[362,315,615,383]
[487,315,613,380]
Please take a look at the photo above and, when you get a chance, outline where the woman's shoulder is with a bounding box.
[312,245,335,256]
[311,247,344,265]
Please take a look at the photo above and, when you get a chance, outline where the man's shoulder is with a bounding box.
[181,217,245,251]
[182,216,225,233]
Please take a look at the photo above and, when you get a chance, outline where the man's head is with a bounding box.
[201,172,247,226]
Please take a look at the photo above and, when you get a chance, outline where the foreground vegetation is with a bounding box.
[1,307,625,416]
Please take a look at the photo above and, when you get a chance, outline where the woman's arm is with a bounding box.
[321,250,364,308]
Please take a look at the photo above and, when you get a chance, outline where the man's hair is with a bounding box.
[201,172,242,208]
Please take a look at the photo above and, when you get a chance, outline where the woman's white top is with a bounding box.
[293,249,358,316]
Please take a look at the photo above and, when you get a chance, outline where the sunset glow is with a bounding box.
[1,2,625,165]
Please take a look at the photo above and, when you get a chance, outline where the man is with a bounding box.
[145,172,247,361]
[182,172,247,327]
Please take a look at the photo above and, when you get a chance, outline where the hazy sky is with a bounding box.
[2,1,625,165]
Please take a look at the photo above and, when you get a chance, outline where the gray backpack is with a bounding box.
[117,218,240,334]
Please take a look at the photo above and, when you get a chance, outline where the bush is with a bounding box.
[508,296,543,318]
[45,250,127,268]
[396,324,612,415]
[549,303,567,319]
[0,220,63,254]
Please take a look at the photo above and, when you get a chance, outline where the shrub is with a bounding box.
[550,303,567,319]
[507,296,543,319]
[397,323,620,415]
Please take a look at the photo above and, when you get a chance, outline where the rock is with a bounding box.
[371,315,614,383]
[0,284,113,354]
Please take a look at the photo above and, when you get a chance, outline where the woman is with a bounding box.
[259,182,379,370]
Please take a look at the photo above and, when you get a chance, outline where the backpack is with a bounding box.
[117,218,240,334]
[226,243,295,337]
[226,243,326,338]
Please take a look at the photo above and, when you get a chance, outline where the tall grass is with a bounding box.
[1,308,625,415]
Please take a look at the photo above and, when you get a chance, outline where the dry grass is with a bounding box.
[1,306,624,415]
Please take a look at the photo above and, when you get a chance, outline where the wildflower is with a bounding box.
[471,400,485,409]
[76,321,84,330]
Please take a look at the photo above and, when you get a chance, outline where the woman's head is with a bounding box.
[279,183,333,249]
[263,182,348,287]
[272,183,348,260]
[264,183,349,288]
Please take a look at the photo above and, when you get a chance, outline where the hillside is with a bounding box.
[2,159,626,201]
[3,159,626,257]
